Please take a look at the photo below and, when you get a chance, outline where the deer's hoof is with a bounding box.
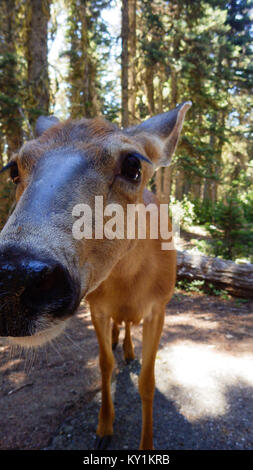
[94,435,112,450]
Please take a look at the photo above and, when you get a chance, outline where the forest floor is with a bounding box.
[0,290,253,450]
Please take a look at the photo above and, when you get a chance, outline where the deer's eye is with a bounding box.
[10,162,20,184]
[121,154,142,182]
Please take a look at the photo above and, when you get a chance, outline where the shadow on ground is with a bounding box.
[0,293,253,450]
[47,356,253,450]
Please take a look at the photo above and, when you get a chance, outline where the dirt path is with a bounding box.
[0,292,252,450]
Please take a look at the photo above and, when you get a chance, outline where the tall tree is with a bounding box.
[0,0,23,157]
[25,0,52,127]
[66,0,111,119]
[121,0,129,127]
[128,0,137,124]
[137,0,171,202]
[138,0,166,117]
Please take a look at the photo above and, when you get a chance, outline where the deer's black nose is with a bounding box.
[0,247,79,337]
[0,257,71,310]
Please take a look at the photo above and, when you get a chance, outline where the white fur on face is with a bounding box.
[6,317,70,349]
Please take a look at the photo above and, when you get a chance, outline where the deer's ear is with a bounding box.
[125,101,191,168]
[35,115,60,137]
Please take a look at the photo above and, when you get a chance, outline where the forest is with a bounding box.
[0,0,253,268]
[0,1,253,453]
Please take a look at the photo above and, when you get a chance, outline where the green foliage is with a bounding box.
[176,279,230,299]
[177,279,205,293]
[240,190,253,223]
[212,195,245,233]
[207,195,247,259]
[192,199,215,225]
[170,195,196,227]
[0,0,252,273]
[192,239,215,257]
[172,193,253,262]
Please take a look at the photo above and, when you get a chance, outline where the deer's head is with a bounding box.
[0,102,191,346]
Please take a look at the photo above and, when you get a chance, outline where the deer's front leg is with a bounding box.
[139,307,165,450]
[91,312,115,447]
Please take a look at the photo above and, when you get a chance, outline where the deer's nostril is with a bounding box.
[20,263,74,315]
[32,265,64,294]
[34,271,56,292]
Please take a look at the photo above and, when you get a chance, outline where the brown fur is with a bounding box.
[3,103,190,450]
[86,187,176,449]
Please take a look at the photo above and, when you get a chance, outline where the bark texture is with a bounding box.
[26,0,51,125]
[121,0,129,127]
[177,250,253,298]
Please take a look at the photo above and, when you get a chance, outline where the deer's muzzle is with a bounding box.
[0,246,80,337]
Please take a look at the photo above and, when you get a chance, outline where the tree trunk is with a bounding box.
[1,0,23,156]
[144,65,155,115]
[154,66,171,202]
[177,250,253,299]
[68,0,100,119]
[155,167,172,204]
[175,169,184,200]
[192,176,202,200]
[80,1,90,116]
[171,67,178,108]
[26,0,51,126]
[170,5,184,202]
[203,124,216,204]
[121,0,129,127]
[157,67,164,114]
[128,0,136,125]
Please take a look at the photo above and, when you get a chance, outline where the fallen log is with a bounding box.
[176,250,253,299]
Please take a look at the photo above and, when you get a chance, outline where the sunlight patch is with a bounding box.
[156,341,253,421]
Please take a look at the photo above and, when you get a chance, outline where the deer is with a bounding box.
[0,101,191,450]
